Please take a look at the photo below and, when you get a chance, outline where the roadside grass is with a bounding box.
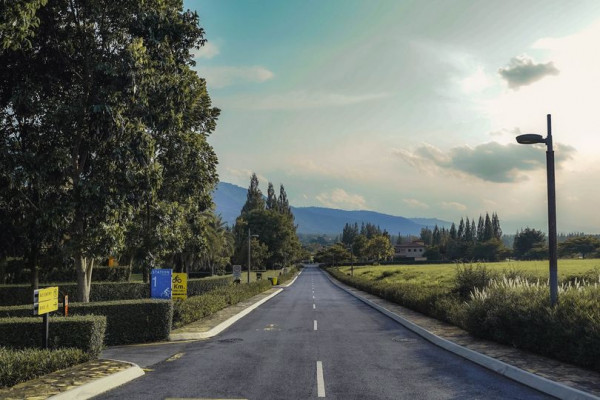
[328,260,600,372]
[337,259,600,289]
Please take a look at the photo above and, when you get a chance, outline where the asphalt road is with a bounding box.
[94,265,552,400]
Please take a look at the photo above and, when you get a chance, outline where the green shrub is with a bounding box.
[60,299,173,345]
[0,275,232,306]
[0,299,173,346]
[0,347,90,388]
[0,316,106,356]
[173,280,273,328]
[453,264,498,300]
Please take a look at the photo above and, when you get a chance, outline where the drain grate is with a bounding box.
[218,338,244,343]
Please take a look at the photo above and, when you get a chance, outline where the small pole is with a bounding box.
[42,313,49,349]
[546,114,558,306]
[248,228,251,284]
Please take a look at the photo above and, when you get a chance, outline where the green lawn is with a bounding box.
[337,259,600,289]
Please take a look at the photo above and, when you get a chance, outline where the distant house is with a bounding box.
[394,241,427,261]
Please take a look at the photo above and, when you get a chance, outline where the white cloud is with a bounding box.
[441,201,467,211]
[224,168,269,188]
[192,42,220,59]
[218,90,390,110]
[315,188,368,210]
[461,66,493,93]
[403,198,430,210]
[201,66,274,88]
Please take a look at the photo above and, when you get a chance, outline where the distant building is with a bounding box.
[394,241,427,261]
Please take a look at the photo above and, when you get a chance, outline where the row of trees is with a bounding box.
[315,222,394,264]
[420,213,507,261]
[231,174,303,269]
[0,0,221,301]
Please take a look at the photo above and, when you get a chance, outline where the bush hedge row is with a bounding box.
[0,316,106,356]
[0,275,232,306]
[0,347,90,388]
[326,266,600,373]
[0,299,172,346]
[173,280,273,328]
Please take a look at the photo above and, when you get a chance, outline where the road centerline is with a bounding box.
[314,320,318,330]
[317,361,326,397]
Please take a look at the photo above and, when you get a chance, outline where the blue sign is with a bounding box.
[150,269,172,299]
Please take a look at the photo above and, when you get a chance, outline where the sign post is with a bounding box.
[172,273,188,300]
[33,287,59,349]
[233,265,242,283]
[150,269,172,299]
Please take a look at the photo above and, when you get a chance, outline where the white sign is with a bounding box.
[233,265,242,280]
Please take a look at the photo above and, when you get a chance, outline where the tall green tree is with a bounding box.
[266,182,277,210]
[513,228,547,259]
[1,0,219,301]
[241,173,265,214]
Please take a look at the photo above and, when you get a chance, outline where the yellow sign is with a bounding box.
[172,273,187,300]
[34,286,59,315]
[108,257,115,267]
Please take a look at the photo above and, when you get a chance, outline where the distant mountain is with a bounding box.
[213,182,451,235]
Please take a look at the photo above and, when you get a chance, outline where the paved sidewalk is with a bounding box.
[328,274,600,399]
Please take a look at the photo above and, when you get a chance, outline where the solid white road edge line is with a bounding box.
[317,361,326,397]
[169,289,284,340]
[323,270,600,400]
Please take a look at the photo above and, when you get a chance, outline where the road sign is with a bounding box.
[233,265,242,281]
[33,287,58,316]
[151,269,172,299]
[172,273,187,300]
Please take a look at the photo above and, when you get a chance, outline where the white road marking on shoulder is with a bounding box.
[317,361,326,397]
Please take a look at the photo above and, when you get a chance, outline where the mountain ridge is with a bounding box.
[213,182,451,235]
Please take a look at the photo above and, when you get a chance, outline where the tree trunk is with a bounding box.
[75,255,94,302]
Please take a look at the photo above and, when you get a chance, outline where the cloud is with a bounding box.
[489,127,522,137]
[441,202,467,211]
[201,66,274,88]
[315,188,367,210]
[219,91,390,110]
[224,168,269,188]
[461,66,493,93]
[192,42,219,59]
[396,141,575,183]
[498,55,559,89]
[403,198,430,210]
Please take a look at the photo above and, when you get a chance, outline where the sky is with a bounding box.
[185,0,600,234]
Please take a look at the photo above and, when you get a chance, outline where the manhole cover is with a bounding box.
[392,336,416,343]
[218,338,243,343]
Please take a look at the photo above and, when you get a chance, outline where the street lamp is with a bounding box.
[248,229,259,284]
[515,114,558,306]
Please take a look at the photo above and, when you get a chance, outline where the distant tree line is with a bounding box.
[314,222,394,264]
[419,213,509,261]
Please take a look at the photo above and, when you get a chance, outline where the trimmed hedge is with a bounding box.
[0,316,106,356]
[0,275,232,306]
[2,262,132,284]
[0,347,90,388]
[173,280,273,328]
[0,299,173,346]
[62,299,173,345]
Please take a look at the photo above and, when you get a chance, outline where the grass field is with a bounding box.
[336,259,600,289]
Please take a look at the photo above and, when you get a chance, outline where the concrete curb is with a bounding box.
[48,360,144,400]
[324,270,600,400]
[169,288,284,341]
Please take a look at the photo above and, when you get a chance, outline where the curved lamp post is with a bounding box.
[516,114,558,306]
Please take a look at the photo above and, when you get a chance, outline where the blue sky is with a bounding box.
[186,0,600,233]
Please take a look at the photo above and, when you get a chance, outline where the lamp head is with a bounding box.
[516,134,546,145]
